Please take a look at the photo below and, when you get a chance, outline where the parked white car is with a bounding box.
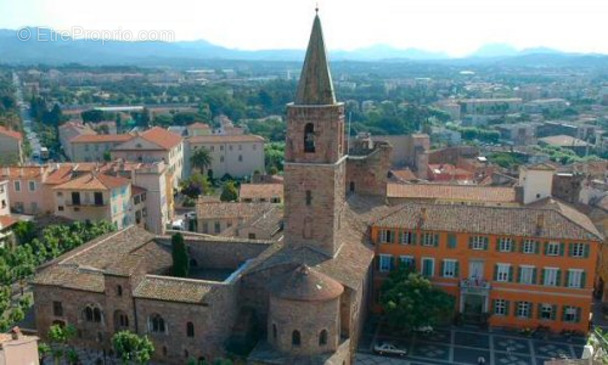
[170,219,185,231]
[373,342,407,356]
[414,325,434,335]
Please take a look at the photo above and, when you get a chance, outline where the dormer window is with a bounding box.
[304,123,315,153]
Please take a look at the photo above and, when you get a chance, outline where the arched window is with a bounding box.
[304,123,315,153]
[292,330,301,346]
[93,308,102,323]
[162,346,168,356]
[319,329,328,346]
[349,181,355,193]
[272,324,277,340]
[184,349,189,358]
[149,314,166,333]
[84,307,94,322]
[117,285,123,297]
[186,322,195,338]
[115,310,129,330]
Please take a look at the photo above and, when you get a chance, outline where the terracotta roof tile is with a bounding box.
[134,276,215,304]
[187,134,265,144]
[54,172,130,191]
[270,265,343,301]
[196,202,276,220]
[0,215,17,229]
[0,167,44,180]
[0,125,22,141]
[373,200,603,241]
[141,127,182,150]
[387,183,516,203]
[239,183,283,201]
[70,134,134,143]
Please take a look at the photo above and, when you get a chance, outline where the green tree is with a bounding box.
[190,148,213,173]
[380,268,454,332]
[220,181,238,202]
[171,233,189,277]
[103,150,112,162]
[48,324,77,365]
[111,330,155,364]
[13,221,36,244]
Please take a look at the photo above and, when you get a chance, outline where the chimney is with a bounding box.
[11,326,22,340]
[418,207,428,227]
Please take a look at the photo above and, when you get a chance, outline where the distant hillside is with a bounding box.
[0,27,607,67]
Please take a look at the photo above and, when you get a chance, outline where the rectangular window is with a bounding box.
[238,155,243,162]
[498,237,513,252]
[305,190,312,206]
[421,233,438,247]
[546,242,560,256]
[496,264,511,282]
[53,301,63,316]
[494,299,507,316]
[563,306,580,323]
[442,259,457,278]
[522,239,538,254]
[379,229,393,244]
[543,268,559,286]
[399,256,415,270]
[570,243,587,258]
[214,221,221,234]
[379,255,393,273]
[71,192,81,206]
[28,181,36,192]
[447,234,457,249]
[516,301,531,318]
[14,181,20,192]
[202,222,209,234]
[567,269,584,288]
[470,236,488,250]
[519,266,536,285]
[399,231,414,245]
[540,304,553,320]
[94,192,104,206]
[421,258,434,278]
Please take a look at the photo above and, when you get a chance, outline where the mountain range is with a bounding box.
[0,27,606,66]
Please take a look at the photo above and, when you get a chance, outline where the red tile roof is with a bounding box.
[54,172,130,191]
[141,127,182,150]
[0,215,17,229]
[239,183,283,201]
[188,122,210,129]
[0,125,23,141]
[387,183,516,203]
[0,125,22,141]
[71,134,134,143]
[187,134,265,143]
[0,166,44,180]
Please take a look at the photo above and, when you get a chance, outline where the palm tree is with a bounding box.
[190,148,212,173]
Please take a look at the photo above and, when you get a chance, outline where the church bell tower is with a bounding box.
[283,10,346,257]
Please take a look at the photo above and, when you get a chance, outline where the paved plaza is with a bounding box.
[356,319,587,365]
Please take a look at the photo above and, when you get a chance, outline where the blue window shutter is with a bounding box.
[584,244,590,258]
[455,261,460,277]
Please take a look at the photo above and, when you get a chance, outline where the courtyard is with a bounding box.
[356,317,587,365]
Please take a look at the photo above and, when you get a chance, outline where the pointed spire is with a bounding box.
[294,10,336,105]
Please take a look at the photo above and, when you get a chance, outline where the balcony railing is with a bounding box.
[460,278,491,292]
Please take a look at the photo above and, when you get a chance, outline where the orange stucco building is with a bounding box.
[371,200,603,333]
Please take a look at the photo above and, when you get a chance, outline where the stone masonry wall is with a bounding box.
[346,143,392,197]
[268,296,341,356]
[134,283,239,364]
[284,161,345,257]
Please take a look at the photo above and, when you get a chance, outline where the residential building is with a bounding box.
[0,327,39,365]
[523,98,569,114]
[69,134,134,162]
[196,201,276,235]
[387,183,517,205]
[371,199,602,333]
[538,135,592,156]
[220,204,284,241]
[0,181,9,216]
[239,183,283,203]
[495,122,541,146]
[0,126,23,165]
[185,135,264,178]
[53,172,132,229]
[458,98,523,115]
[0,215,17,249]
[0,166,47,215]
[187,122,212,136]
[58,122,96,160]
[111,127,184,188]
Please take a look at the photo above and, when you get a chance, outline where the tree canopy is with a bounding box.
[220,181,238,202]
[112,330,155,364]
[171,233,189,278]
[380,268,455,332]
[191,148,213,172]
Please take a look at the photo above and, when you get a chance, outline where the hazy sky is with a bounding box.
[1,0,607,56]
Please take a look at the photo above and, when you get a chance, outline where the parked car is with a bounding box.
[414,325,434,335]
[373,342,407,356]
[170,219,185,231]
